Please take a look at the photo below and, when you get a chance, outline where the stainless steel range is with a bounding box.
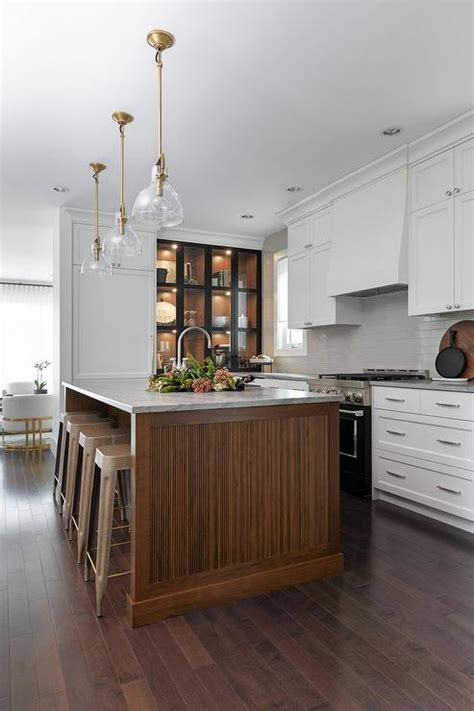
[314,369,429,405]
[314,369,429,497]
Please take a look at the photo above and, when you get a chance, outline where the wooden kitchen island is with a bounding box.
[63,379,343,627]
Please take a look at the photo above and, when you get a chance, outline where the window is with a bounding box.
[274,252,306,356]
[0,283,53,391]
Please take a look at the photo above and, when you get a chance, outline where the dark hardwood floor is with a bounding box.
[1,448,473,711]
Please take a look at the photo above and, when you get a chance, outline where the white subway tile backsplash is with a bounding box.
[274,291,474,376]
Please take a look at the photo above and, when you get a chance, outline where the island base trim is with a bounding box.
[127,551,343,626]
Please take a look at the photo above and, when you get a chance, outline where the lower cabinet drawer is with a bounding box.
[373,412,474,470]
[373,386,420,414]
[420,389,474,421]
[373,449,473,520]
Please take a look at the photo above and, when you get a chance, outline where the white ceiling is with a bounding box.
[1,0,473,238]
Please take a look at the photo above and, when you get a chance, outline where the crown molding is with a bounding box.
[61,207,264,249]
[277,109,474,226]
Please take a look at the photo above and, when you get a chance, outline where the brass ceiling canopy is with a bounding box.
[112,111,134,126]
[146,29,175,52]
[89,162,107,174]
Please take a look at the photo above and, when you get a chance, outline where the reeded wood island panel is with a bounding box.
[63,381,342,627]
[131,402,342,626]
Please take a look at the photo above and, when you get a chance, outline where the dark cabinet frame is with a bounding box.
[156,238,262,372]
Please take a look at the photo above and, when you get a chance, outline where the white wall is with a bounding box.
[0,220,53,282]
[264,229,474,376]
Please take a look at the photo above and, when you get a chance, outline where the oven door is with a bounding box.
[339,404,372,496]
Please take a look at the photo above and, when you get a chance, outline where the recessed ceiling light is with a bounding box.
[241,214,254,219]
[382,127,402,136]
[287,186,302,193]
[50,185,69,193]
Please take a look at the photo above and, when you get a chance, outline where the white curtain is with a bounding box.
[0,283,53,391]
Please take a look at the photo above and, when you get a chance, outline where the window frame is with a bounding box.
[273,250,307,357]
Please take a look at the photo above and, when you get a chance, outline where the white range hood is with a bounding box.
[327,167,408,297]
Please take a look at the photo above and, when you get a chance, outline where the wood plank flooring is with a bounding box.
[0,448,472,710]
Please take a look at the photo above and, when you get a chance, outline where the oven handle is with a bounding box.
[340,409,364,417]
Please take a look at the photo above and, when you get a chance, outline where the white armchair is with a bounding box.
[2,381,35,396]
[1,394,54,450]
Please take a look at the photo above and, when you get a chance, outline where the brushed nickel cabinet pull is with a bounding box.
[436,438,461,446]
[386,470,406,480]
[435,402,460,408]
[385,397,405,403]
[436,485,461,495]
[386,429,406,437]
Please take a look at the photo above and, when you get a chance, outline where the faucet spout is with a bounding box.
[176,326,212,368]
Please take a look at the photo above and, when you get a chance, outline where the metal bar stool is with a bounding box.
[73,426,130,562]
[62,417,116,529]
[54,412,109,514]
[84,444,131,616]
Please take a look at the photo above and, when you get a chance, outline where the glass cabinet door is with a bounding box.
[183,245,205,286]
[238,252,257,289]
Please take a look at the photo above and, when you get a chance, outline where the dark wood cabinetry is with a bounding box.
[156,239,261,371]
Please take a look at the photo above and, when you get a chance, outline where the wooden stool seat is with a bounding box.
[85,444,132,616]
[54,411,108,512]
[74,428,130,564]
[61,418,116,529]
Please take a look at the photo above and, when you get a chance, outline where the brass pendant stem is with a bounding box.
[156,51,163,162]
[111,112,133,236]
[119,126,126,235]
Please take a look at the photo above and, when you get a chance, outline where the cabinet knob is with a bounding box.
[453,187,461,194]
[445,190,453,197]
[446,304,453,310]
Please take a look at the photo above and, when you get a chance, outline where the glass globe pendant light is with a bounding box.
[80,163,113,277]
[103,111,142,261]
[132,29,183,228]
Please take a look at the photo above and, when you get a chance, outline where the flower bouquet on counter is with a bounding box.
[147,355,252,393]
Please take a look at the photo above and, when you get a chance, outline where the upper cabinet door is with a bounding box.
[308,246,336,326]
[287,218,311,255]
[454,190,474,312]
[288,251,310,329]
[410,149,454,212]
[409,201,454,315]
[454,138,474,196]
[310,207,332,248]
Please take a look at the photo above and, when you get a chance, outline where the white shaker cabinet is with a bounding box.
[287,218,312,256]
[410,149,454,211]
[72,266,155,379]
[288,251,309,329]
[454,137,474,196]
[409,139,474,316]
[288,245,360,328]
[454,190,474,311]
[287,205,331,256]
[409,201,454,315]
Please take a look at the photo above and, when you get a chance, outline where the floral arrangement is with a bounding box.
[34,360,50,394]
[147,355,247,394]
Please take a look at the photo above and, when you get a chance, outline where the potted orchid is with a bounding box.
[34,360,51,394]
[147,355,250,393]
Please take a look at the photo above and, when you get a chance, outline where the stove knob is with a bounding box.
[352,392,362,403]
[343,391,351,401]
[327,388,339,395]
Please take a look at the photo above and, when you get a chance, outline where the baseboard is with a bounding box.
[127,551,344,627]
[375,490,474,533]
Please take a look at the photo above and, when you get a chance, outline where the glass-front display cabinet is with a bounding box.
[156,239,261,372]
